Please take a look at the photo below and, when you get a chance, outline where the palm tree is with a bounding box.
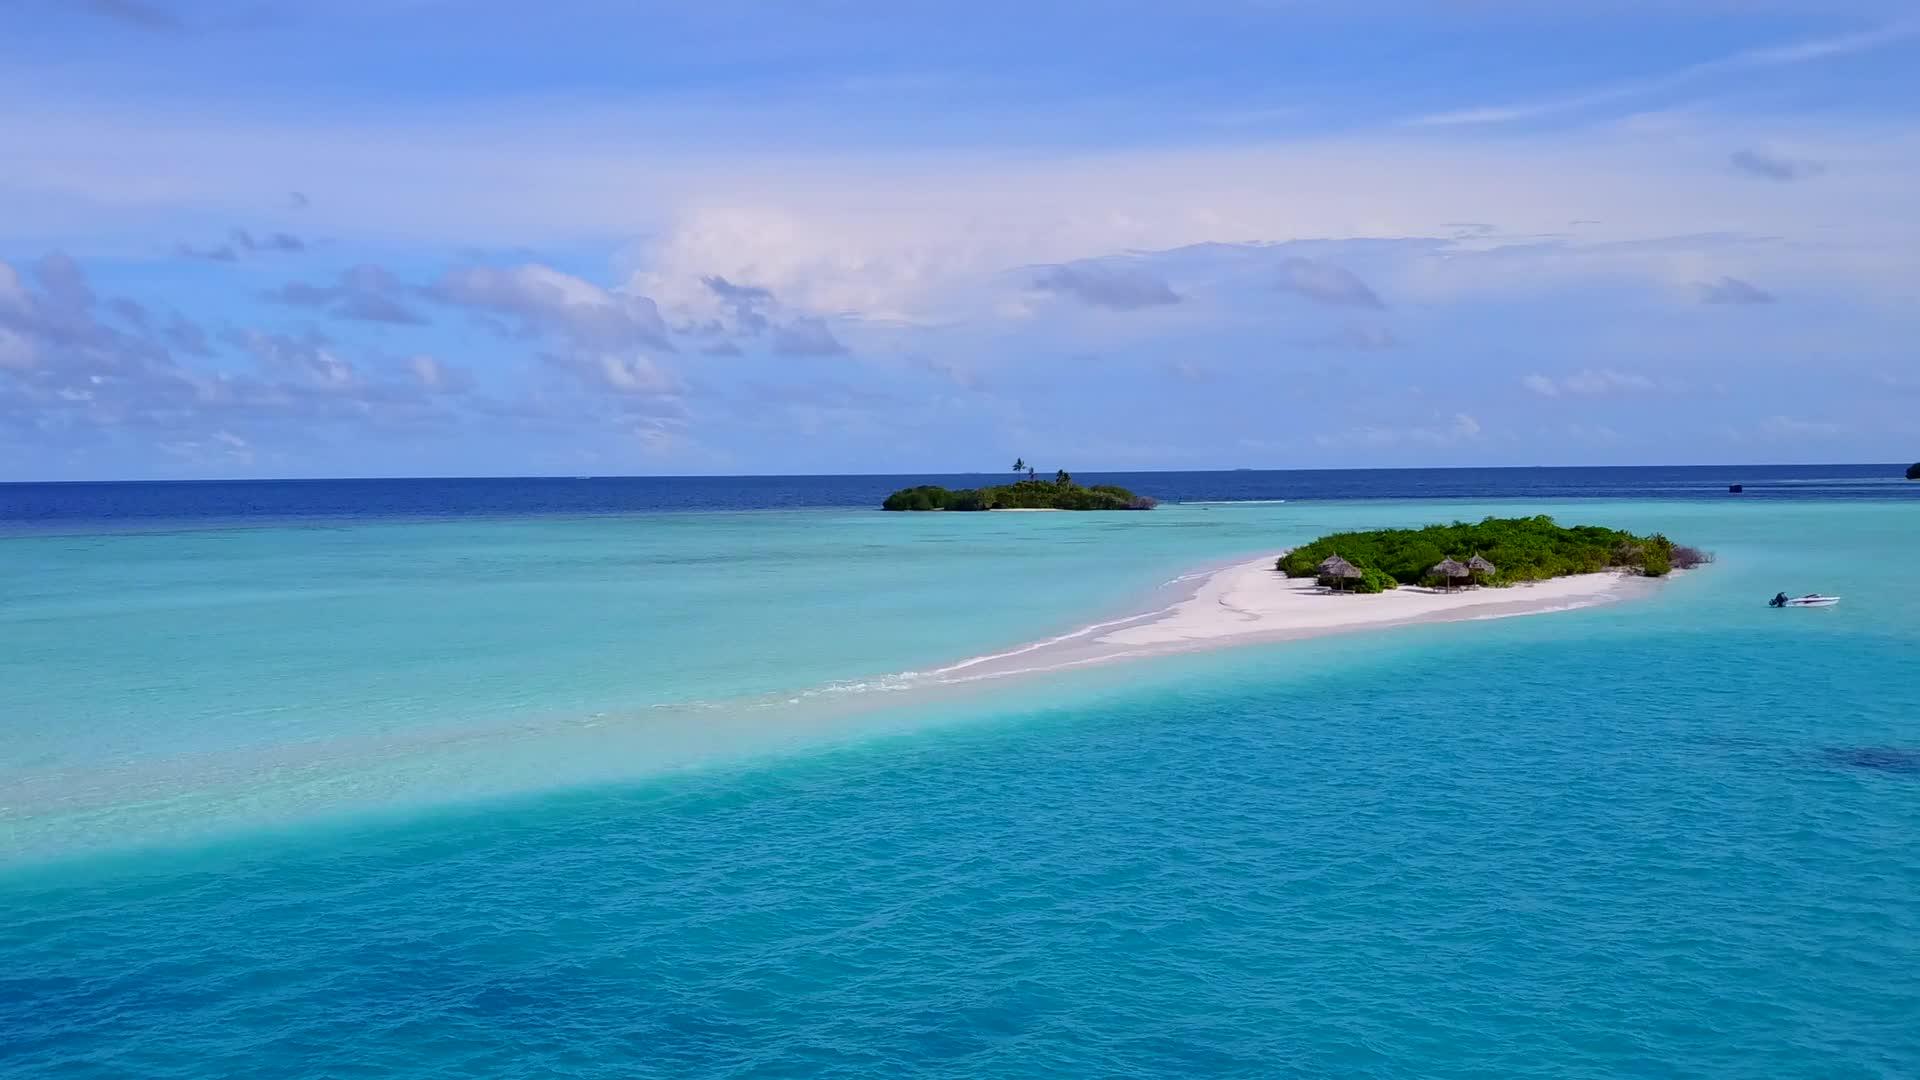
[1027,466,1037,481]
[1055,469,1072,486]
[1012,457,1026,478]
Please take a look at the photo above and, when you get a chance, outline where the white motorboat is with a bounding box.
[1769,593,1840,608]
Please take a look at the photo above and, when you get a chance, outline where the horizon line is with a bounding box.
[1,462,1907,486]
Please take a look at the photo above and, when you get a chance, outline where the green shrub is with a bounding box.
[1355,567,1398,593]
[1277,515,1695,584]
[882,477,1154,511]
[882,485,956,511]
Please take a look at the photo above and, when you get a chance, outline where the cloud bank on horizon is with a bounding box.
[2,0,1917,478]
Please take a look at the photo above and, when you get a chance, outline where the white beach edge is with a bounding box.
[1098,558,1651,647]
[927,558,1661,683]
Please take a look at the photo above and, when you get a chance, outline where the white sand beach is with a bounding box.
[1100,559,1645,646]
[927,557,1656,683]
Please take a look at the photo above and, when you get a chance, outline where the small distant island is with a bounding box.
[1906,462,1920,480]
[884,461,1157,511]
[1277,515,1708,593]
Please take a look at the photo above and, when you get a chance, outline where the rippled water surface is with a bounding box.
[3,476,1918,1078]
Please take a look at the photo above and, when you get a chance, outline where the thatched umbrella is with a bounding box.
[1431,557,1470,592]
[1467,554,1496,584]
[1317,555,1362,592]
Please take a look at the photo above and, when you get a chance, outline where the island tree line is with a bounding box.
[884,462,1155,511]
[1277,515,1710,592]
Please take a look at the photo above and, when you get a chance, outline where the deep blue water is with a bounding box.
[1,463,1912,531]
[7,627,1919,1079]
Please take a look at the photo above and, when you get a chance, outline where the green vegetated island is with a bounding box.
[884,464,1157,511]
[1277,515,1710,594]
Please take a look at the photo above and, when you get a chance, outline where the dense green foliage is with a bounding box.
[1353,567,1398,594]
[882,485,984,511]
[1907,462,1920,480]
[1275,515,1686,584]
[882,478,1156,511]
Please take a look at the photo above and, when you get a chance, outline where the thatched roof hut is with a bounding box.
[1430,558,1470,591]
[1467,554,1496,581]
[1317,555,1362,591]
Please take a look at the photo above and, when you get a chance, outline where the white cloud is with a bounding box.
[1032,262,1181,311]
[620,202,1070,326]
[158,433,255,466]
[1523,369,1657,396]
[545,353,682,397]
[1697,276,1775,305]
[1276,258,1384,308]
[771,317,848,356]
[598,355,679,394]
[408,354,471,394]
[5,85,1919,349]
[268,265,425,325]
[1564,368,1656,394]
[0,254,493,463]
[433,264,668,348]
[231,331,359,391]
[629,418,688,456]
[14,91,1917,319]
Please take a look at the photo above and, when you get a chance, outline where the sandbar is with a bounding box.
[925,557,1657,684]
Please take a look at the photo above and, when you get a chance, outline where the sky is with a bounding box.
[2,1,1918,479]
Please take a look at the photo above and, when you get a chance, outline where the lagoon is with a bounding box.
[3,469,1918,1078]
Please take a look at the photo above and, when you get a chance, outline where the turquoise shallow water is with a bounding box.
[4,496,1919,1077]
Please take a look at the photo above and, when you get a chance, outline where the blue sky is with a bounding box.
[3,1,1917,479]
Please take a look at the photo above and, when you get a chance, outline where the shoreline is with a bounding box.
[916,556,1660,685]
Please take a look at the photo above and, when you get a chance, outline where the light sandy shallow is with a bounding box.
[1101,560,1644,646]
[924,557,1658,684]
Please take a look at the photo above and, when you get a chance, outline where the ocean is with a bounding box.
[3,466,1918,1078]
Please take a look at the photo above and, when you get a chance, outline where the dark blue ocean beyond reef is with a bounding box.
[1,462,1912,531]
[3,467,1918,1078]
